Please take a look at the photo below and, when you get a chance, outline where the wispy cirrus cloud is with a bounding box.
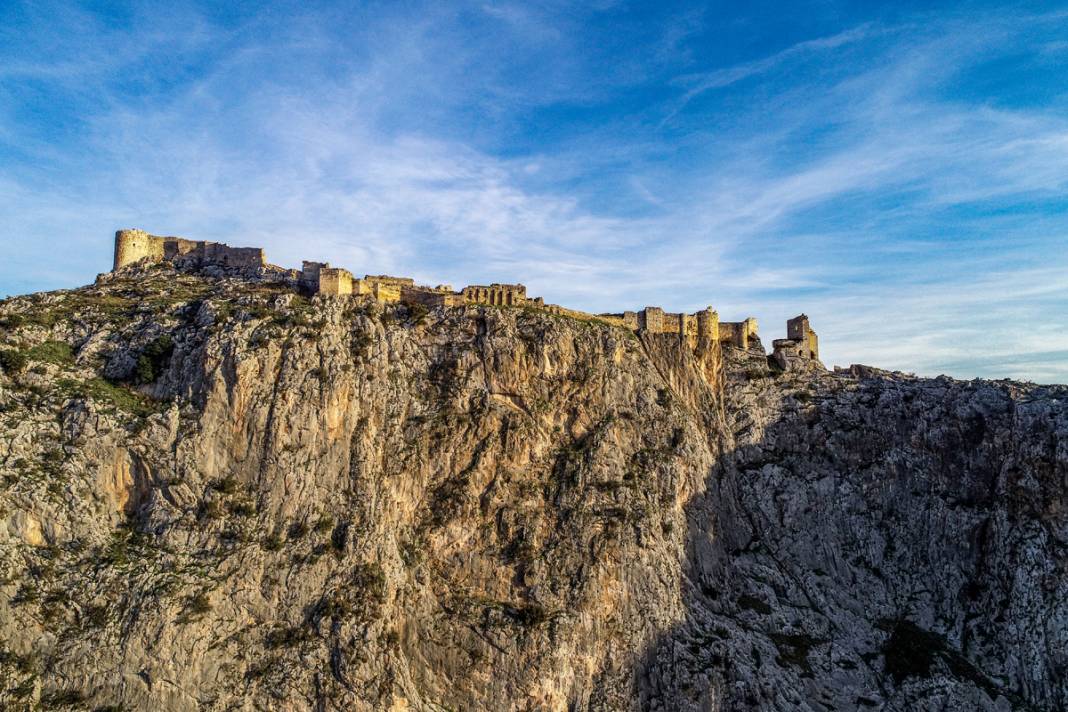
[1,1,1066,381]
[662,23,877,125]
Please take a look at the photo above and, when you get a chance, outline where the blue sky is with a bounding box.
[2,1,1067,382]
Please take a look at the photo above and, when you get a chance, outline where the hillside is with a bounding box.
[0,263,1064,711]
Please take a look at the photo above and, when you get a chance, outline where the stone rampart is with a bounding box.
[319,268,354,296]
[401,286,466,308]
[461,283,528,307]
[113,229,264,272]
[354,280,401,302]
[719,317,759,349]
[110,229,822,363]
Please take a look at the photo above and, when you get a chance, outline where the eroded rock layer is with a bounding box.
[0,265,1064,711]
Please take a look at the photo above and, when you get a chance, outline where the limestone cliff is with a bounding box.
[0,264,1064,711]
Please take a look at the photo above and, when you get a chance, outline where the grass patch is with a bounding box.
[57,377,161,418]
[27,340,74,366]
[260,532,284,551]
[27,293,134,328]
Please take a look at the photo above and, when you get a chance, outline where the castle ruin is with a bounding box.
[114,229,264,272]
[772,314,822,371]
[109,228,823,367]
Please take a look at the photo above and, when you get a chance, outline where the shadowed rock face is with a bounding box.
[642,355,1068,711]
[0,264,1064,711]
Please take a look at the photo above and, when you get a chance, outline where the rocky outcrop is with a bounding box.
[643,354,1067,710]
[0,264,1064,711]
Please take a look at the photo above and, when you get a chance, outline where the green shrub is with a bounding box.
[247,303,271,319]
[12,582,39,605]
[0,313,25,329]
[98,527,146,568]
[288,521,309,540]
[40,689,86,706]
[83,604,109,628]
[182,592,212,620]
[265,625,306,649]
[211,476,238,495]
[505,602,549,627]
[228,498,256,517]
[135,335,174,384]
[261,533,284,551]
[197,500,223,521]
[881,619,939,682]
[407,303,429,324]
[330,522,348,557]
[313,562,386,623]
[0,349,27,373]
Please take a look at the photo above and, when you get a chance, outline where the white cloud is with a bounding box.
[1,3,1066,382]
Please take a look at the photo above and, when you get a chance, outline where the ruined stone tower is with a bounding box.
[112,229,265,273]
[773,314,822,371]
[787,314,819,360]
[113,229,164,270]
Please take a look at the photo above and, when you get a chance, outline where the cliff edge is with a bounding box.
[0,263,1064,711]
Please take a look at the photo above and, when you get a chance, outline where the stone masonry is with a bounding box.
[110,228,822,365]
[114,229,264,272]
[772,314,823,371]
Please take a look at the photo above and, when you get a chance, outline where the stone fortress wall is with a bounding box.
[114,229,265,272]
[110,228,821,365]
[717,318,760,350]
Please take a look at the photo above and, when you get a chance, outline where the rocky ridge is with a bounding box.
[0,262,1064,711]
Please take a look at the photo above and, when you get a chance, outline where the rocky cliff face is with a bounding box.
[0,265,1064,711]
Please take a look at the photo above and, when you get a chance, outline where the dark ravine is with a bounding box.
[0,263,1064,711]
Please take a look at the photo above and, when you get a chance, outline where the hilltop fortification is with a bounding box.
[0,232,1063,712]
[114,229,265,272]
[109,228,823,368]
